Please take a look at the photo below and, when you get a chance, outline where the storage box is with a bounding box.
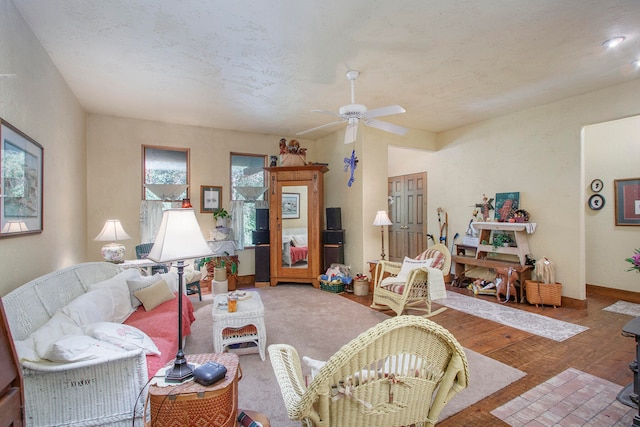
[353,279,369,296]
[462,236,479,247]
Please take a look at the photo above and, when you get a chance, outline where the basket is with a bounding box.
[525,280,562,307]
[319,276,345,293]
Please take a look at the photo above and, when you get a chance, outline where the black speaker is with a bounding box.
[256,208,269,230]
[255,244,270,283]
[252,230,270,245]
[324,244,345,271]
[323,230,345,244]
[326,207,342,230]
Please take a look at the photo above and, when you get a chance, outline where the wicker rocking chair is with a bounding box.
[269,316,468,427]
[370,243,451,317]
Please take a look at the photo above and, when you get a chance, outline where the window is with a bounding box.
[142,146,190,200]
[231,153,267,246]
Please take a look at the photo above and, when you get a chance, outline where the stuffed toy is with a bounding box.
[495,266,518,302]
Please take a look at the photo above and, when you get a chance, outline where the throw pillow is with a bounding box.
[127,272,178,308]
[291,234,308,247]
[61,287,115,326]
[302,356,327,380]
[89,268,140,323]
[415,248,445,270]
[30,311,82,359]
[134,279,175,311]
[396,257,433,280]
[47,335,125,362]
[83,322,161,355]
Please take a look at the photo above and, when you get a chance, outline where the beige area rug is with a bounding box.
[603,300,640,317]
[491,368,634,426]
[185,285,526,426]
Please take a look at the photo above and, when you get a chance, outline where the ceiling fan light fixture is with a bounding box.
[602,36,625,48]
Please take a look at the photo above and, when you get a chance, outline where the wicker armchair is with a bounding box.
[370,244,451,316]
[268,316,468,427]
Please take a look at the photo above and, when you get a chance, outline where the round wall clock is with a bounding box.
[588,194,605,210]
[590,179,603,192]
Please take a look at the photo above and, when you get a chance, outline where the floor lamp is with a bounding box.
[373,210,392,260]
[148,208,213,383]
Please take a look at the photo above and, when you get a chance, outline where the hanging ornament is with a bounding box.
[343,149,359,187]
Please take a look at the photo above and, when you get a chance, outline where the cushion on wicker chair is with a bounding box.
[415,248,445,269]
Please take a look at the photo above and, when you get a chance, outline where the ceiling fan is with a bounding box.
[297,70,408,144]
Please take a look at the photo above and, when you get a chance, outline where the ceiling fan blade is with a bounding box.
[296,120,345,136]
[344,121,358,144]
[365,105,406,119]
[312,109,342,118]
[365,118,409,136]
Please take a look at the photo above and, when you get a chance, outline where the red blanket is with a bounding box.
[124,293,195,379]
[290,246,308,264]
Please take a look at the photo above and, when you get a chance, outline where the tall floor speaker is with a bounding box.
[324,244,345,271]
[255,244,270,284]
[256,208,269,231]
[326,207,342,230]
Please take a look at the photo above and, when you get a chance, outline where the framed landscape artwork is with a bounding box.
[614,178,640,226]
[0,119,43,238]
[282,193,300,219]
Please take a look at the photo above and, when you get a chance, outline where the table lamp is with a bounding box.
[373,210,392,260]
[93,219,131,263]
[148,208,213,382]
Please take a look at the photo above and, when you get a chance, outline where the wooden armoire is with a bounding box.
[0,297,25,426]
[265,165,328,287]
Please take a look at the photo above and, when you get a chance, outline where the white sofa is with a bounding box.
[1,262,189,427]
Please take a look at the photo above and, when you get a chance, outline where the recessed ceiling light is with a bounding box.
[602,36,625,48]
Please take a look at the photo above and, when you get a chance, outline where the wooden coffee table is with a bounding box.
[212,291,266,360]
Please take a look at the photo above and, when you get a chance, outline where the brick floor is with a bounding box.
[491,368,636,426]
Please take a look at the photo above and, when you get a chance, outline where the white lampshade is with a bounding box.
[372,210,392,226]
[94,219,132,241]
[148,208,213,263]
[2,221,29,233]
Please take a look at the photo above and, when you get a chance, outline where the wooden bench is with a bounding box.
[452,255,533,302]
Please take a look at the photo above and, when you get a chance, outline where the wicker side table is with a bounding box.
[212,291,266,360]
[147,353,239,427]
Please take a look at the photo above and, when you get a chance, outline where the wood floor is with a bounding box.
[340,285,637,426]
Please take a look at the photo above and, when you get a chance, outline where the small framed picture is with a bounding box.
[282,193,300,219]
[200,186,222,213]
[614,178,640,226]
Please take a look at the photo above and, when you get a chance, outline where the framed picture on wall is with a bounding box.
[614,178,640,226]
[494,192,520,222]
[282,193,300,219]
[0,118,43,238]
[200,185,221,213]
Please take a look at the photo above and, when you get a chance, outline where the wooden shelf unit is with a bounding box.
[473,222,533,265]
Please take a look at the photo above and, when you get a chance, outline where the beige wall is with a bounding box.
[584,115,640,292]
[86,115,311,277]
[0,0,87,295]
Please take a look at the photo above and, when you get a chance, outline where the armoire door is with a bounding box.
[266,165,328,287]
[388,172,428,262]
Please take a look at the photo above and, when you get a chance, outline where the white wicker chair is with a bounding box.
[370,244,452,316]
[268,316,469,427]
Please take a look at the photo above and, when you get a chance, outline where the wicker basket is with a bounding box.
[318,276,345,293]
[525,280,562,307]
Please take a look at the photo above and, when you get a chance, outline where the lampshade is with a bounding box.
[94,220,132,263]
[148,208,213,263]
[2,221,29,233]
[372,210,392,226]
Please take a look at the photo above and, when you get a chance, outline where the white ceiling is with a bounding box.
[11,0,640,139]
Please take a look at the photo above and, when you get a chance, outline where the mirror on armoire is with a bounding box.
[281,185,309,271]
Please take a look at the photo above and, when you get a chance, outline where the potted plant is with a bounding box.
[491,232,512,250]
[212,208,230,228]
[199,257,227,281]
